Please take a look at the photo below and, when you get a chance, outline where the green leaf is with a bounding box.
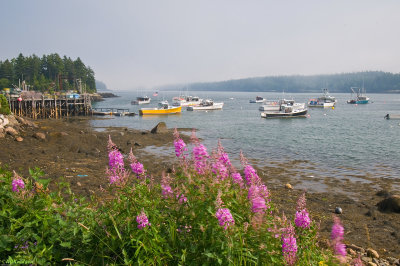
[60,241,72,248]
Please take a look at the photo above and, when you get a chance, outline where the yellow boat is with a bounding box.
[139,101,182,115]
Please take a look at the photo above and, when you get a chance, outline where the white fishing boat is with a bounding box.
[250,96,266,103]
[172,95,202,107]
[131,96,151,105]
[261,99,307,118]
[187,99,224,111]
[308,88,337,108]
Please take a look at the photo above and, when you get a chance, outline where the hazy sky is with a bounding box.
[1,0,400,90]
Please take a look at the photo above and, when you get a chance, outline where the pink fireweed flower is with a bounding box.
[244,164,261,186]
[193,144,209,161]
[215,208,235,230]
[231,172,244,187]
[296,192,307,212]
[281,224,297,265]
[108,149,124,170]
[174,138,187,158]
[211,161,229,180]
[193,144,209,174]
[252,196,267,213]
[136,211,151,229]
[161,184,173,198]
[331,216,344,241]
[218,152,231,167]
[176,193,187,204]
[331,216,346,261]
[248,184,259,200]
[294,209,311,229]
[12,178,25,192]
[130,162,145,175]
[334,242,347,257]
[109,174,119,185]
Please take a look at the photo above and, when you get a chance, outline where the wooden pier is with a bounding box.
[8,94,92,119]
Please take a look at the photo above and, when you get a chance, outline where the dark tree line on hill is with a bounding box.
[0,53,96,93]
[161,71,400,93]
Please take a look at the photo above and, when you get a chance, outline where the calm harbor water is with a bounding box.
[91,91,400,183]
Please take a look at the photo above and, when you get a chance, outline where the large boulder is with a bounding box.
[150,122,168,134]
[377,195,400,213]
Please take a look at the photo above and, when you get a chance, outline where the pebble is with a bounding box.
[15,136,23,142]
[366,248,379,259]
[335,207,343,214]
[285,183,292,189]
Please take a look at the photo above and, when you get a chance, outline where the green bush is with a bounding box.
[0,94,11,115]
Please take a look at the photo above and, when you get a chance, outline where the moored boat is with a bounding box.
[172,95,202,107]
[261,99,308,118]
[131,96,151,105]
[187,99,224,111]
[250,96,266,103]
[308,88,337,108]
[347,87,369,104]
[384,114,400,120]
[139,101,182,115]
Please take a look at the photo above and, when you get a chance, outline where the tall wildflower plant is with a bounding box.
[0,134,334,264]
[331,216,347,263]
[281,223,298,265]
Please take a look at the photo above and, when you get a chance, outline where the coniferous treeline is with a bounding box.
[161,71,400,93]
[0,53,96,93]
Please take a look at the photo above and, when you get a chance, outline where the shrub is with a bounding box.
[0,94,11,115]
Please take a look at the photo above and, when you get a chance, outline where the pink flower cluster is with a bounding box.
[161,184,173,198]
[248,184,271,214]
[231,172,244,187]
[137,211,151,230]
[211,161,229,180]
[174,138,187,158]
[108,149,124,170]
[12,178,25,192]
[215,208,235,230]
[130,162,145,175]
[244,164,261,186]
[193,144,209,174]
[295,209,311,229]
[281,224,297,265]
[176,193,187,204]
[294,193,311,229]
[331,216,346,259]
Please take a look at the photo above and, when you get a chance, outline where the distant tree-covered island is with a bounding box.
[161,71,400,93]
[0,53,96,93]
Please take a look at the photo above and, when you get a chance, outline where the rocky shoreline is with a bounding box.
[0,114,399,264]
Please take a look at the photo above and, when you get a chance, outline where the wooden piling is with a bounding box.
[8,94,93,119]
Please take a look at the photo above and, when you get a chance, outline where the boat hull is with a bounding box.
[308,102,336,108]
[139,106,182,115]
[261,109,308,118]
[347,100,369,104]
[187,103,224,111]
